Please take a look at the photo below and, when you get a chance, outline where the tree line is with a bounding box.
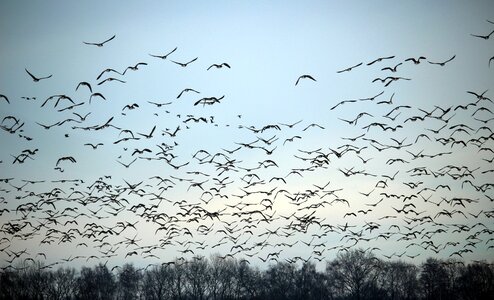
[0,249,492,300]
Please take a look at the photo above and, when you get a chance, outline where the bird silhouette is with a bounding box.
[171,57,198,67]
[25,68,52,82]
[295,74,317,85]
[83,34,116,47]
[149,47,177,59]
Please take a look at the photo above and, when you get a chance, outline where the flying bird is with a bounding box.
[97,78,125,85]
[83,34,116,47]
[56,156,76,166]
[367,56,395,65]
[428,55,456,66]
[149,47,177,59]
[404,56,426,64]
[122,62,147,75]
[177,88,200,99]
[295,75,316,85]
[171,57,198,67]
[25,68,52,82]
[336,62,363,73]
[76,81,92,93]
[470,29,494,40]
[207,63,231,70]
[0,94,9,104]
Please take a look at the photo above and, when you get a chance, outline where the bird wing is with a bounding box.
[187,57,198,64]
[25,68,37,80]
[0,94,10,104]
[102,34,116,44]
[166,47,178,56]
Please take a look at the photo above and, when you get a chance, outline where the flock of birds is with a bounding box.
[1,20,494,271]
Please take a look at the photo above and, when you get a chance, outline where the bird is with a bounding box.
[489,56,494,68]
[428,55,456,66]
[381,62,402,72]
[295,75,316,85]
[470,29,494,40]
[83,34,116,47]
[84,143,103,149]
[336,62,362,73]
[96,68,122,80]
[76,81,92,93]
[25,68,52,82]
[149,47,177,59]
[117,158,137,168]
[97,77,126,85]
[207,63,231,70]
[56,156,76,166]
[405,56,426,64]
[0,94,9,104]
[89,93,106,104]
[171,57,198,67]
[177,88,200,99]
[122,62,147,75]
[137,126,156,139]
[367,56,395,65]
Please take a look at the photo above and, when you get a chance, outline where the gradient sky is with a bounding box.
[1,0,493,270]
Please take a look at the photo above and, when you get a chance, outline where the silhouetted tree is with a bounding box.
[419,258,449,300]
[142,264,174,300]
[265,262,297,300]
[380,261,419,300]
[46,267,77,300]
[457,261,494,300]
[208,255,237,299]
[325,249,382,300]
[234,260,263,299]
[185,256,209,300]
[294,261,328,300]
[117,263,142,300]
[76,263,116,300]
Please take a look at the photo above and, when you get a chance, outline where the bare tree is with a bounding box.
[185,256,210,300]
[117,263,142,300]
[47,267,77,300]
[457,261,494,300]
[265,262,297,300]
[419,258,449,300]
[380,261,419,300]
[325,249,382,300]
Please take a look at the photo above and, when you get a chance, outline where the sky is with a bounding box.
[0,0,493,270]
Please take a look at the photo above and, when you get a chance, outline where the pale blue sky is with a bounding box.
[1,1,493,269]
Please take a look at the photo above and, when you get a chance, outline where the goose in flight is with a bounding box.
[98,77,126,85]
[83,34,116,47]
[123,62,147,75]
[76,81,92,93]
[405,56,426,64]
[0,94,9,104]
[336,62,362,73]
[25,68,52,82]
[207,63,231,70]
[295,75,316,85]
[171,57,198,67]
[367,56,395,66]
[177,88,200,99]
[428,55,456,66]
[149,47,177,59]
[56,156,76,166]
[470,29,494,40]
